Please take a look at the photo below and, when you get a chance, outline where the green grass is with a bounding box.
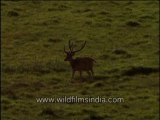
[1,1,159,120]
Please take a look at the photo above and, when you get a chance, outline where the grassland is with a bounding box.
[1,1,159,120]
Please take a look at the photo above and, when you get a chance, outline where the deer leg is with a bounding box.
[87,71,91,79]
[71,71,75,80]
[79,71,82,80]
[90,69,94,80]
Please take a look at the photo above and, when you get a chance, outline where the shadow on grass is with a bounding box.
[122,66,159,76]
[94,75,109,80]
[39,107,61,119]
[82,109,108,120]
[70,75,109,84]
[126,20,140,27]
[67,109,109,120]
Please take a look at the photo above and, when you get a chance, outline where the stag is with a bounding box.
[64,40,95,81]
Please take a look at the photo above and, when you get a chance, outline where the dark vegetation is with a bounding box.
[122,66,159,76]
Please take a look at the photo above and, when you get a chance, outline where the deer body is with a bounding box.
[70,57,94,71]
[64,41,95,80]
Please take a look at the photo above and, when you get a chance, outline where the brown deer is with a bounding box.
[64,40,95,81]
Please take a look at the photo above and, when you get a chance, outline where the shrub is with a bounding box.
[7,11,19,17]
[126,21,140,27]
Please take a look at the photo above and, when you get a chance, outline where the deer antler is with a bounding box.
[64,46,67,53]
[69,40,74,52]
[73,41,86,53]
[64,40,74,53]
[64,40,86,53]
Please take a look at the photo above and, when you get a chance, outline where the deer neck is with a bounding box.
[69,58,75,66]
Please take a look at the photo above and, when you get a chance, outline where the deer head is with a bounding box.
[64,40,86,61]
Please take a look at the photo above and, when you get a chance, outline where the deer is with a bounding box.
[64,40,95,81]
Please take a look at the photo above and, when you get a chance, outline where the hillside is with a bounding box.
[1,1,159,120]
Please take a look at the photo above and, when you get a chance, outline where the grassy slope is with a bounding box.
[1,1,159,120]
